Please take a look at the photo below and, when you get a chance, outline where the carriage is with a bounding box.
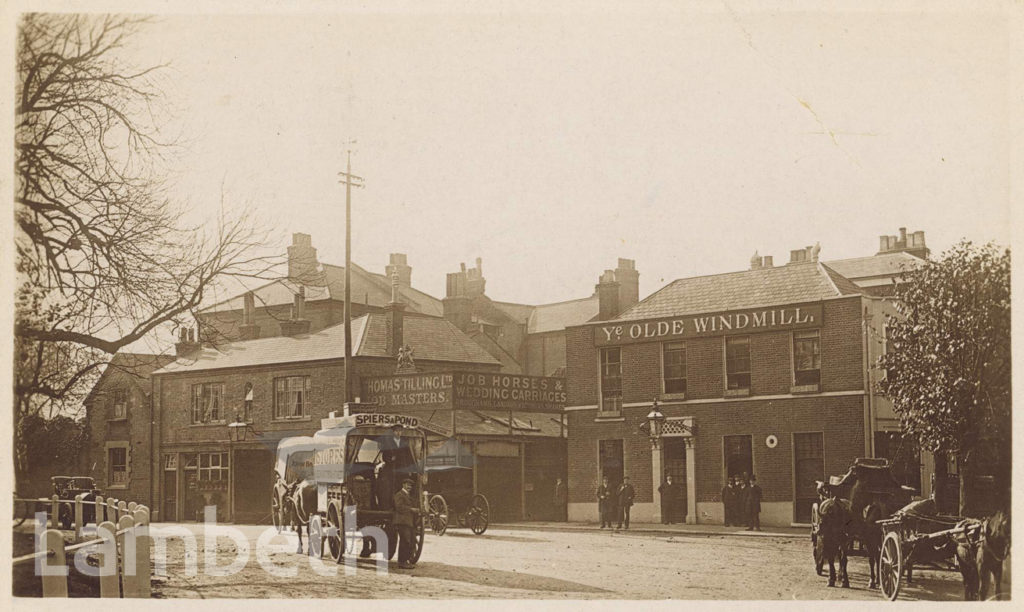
[875,498,982,600]
[424,465,490,536]
[810,458,916,572]
[272,413,429,563]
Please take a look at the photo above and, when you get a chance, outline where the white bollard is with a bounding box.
[108,499,119,523]
[51,495,60,529]
[128,501,138,512]
[74,494,85,540]
[40,529,68,597]
[95,521,120,597]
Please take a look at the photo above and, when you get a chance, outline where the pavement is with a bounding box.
[493,520,809,539]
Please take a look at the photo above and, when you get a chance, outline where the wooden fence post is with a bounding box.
[118,501,128,520]
[133,508,149,528]
[117,515,135,598]
[40,529,68,597]
[95,496,104,523]
[128,501,137,513]
[51,495,60,529]
[96,521,119,597]
[74,494,85,540]
[124,523,151,598]
[108,499,118,523]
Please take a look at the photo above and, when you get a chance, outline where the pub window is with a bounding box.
[109,447,128,486]
[663,342,687,395]
[275,376,310,419]
[198,452,229,481]
[725,336,751,390]
[191,383,225,424]
[110,388,128,419]
[793,330,821,386]
[599,348,622,414]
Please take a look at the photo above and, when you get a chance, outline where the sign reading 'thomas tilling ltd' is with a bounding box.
[595,304,824,346]
[361,371,567,414]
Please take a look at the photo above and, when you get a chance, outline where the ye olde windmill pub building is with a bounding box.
[564,231,930,526]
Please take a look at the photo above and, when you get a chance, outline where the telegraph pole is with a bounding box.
[338,146,364,405]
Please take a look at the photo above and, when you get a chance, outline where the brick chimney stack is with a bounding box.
[596,270,621,321]
[385,270,406,356]
[465,257,486,298]
[750,251,762,270]
[239,291,261,340]
[443,268,473,331]
[385,253,412,287]
[287,233,319,283]
[877,227,929,259]
[175,327,200,358]
[615,258,639,313]
[280,287,311,336]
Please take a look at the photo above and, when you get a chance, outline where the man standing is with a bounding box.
[658,474,677,524]
[616,476,636,529]
[393,478,417,569]
[596,476,613,528]
[746,474,763,531]
[553,477,568,521]
[722,477,737,526]
[737,475,750,530]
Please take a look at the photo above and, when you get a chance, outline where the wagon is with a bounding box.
[273,413,430,564]
[51,476,102,530]
[876,498,978,601]
[424,465,490,536]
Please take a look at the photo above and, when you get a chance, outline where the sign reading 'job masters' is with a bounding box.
[361,372,567,414]
[595,304,824,346]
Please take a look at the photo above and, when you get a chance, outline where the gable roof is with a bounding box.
[84,352,177,404]
[527,296,601,334]
[153,314,499,375]
[824,251,926,281]
[198,262,443,318]
[612,261,861,322]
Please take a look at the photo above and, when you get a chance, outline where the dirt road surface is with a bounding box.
[147,523,992,600]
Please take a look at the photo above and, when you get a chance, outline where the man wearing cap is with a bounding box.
[393,478,418,569]
[745,474,762,531]
[616,476,636,530]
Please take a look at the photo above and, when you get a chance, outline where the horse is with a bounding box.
[956,510,1010,600]
[817,496,852,588]
[282,479,319,555]
[861,500,888,589]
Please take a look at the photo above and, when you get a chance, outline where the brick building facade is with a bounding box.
[563,243,918,527]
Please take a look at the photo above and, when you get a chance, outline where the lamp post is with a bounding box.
[646,398,666,449]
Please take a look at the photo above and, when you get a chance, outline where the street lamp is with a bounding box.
[646,398,666,449]
[228,415,259,442]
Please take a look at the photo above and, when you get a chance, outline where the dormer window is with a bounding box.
[111,389,128,420]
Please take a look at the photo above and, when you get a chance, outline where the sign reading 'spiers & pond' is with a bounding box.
[595,304,823,346]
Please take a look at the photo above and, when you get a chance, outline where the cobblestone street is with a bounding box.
[148,522,990,600]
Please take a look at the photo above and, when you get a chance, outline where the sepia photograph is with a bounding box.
[5,0,1018,604]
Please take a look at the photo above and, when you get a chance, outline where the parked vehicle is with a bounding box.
[51,476,102,530]
[424,465,489,536]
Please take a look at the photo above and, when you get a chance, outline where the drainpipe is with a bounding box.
[862,302,874,458]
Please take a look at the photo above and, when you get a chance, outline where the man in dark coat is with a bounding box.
[737,476,750,529]
[393,478,417,569]
[553,477,568,521]
[746,474,763,531]
[658,474,678,524]
[596,476,613,528]
[616,476,636,529]
[723,477,738,526]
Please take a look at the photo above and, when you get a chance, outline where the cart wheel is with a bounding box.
[428,495,449,536]
[409,515,426,564]
[879,531,903,601]
[271,490,282,533]
[326,500,345,563]
[308,514,325,558]
[468,494,490,535]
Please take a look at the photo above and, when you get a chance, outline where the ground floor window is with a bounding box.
[109,446,128,486]
[723,435,752,480]
[199,452,229,481]
[793,432,824,523]
[599,439,624,486]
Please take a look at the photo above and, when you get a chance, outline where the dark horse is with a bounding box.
[833,460,914,589]
[956,510,1010,600]
[817,497,852,588]
[282,479,319,555]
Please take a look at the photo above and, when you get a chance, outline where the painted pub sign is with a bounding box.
[595,303,824,346]
[361,371,567,414]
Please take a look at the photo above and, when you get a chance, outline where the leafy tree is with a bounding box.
[14,14,276,485]
[877,240,1010,515]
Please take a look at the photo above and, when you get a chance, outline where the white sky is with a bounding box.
[12,1,1021,308]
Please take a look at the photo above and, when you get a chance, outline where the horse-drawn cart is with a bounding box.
[876,498,981,601]
[424,465,490,536]
[272,413,430,564]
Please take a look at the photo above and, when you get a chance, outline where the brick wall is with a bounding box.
[84,378,153,506]
[566,325,597,405]
[820,298,865,391]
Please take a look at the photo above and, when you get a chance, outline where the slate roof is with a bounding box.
[198,262,443,317]
[153,314,499,375]
[613,261,862,322]
[526,296,600,334]
[824,251,926,281]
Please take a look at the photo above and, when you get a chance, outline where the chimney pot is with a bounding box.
[899,227,907,243]
[750,251,762,270]
[763,255,773,267]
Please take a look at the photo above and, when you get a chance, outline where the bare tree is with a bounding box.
[14,14,279,482]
